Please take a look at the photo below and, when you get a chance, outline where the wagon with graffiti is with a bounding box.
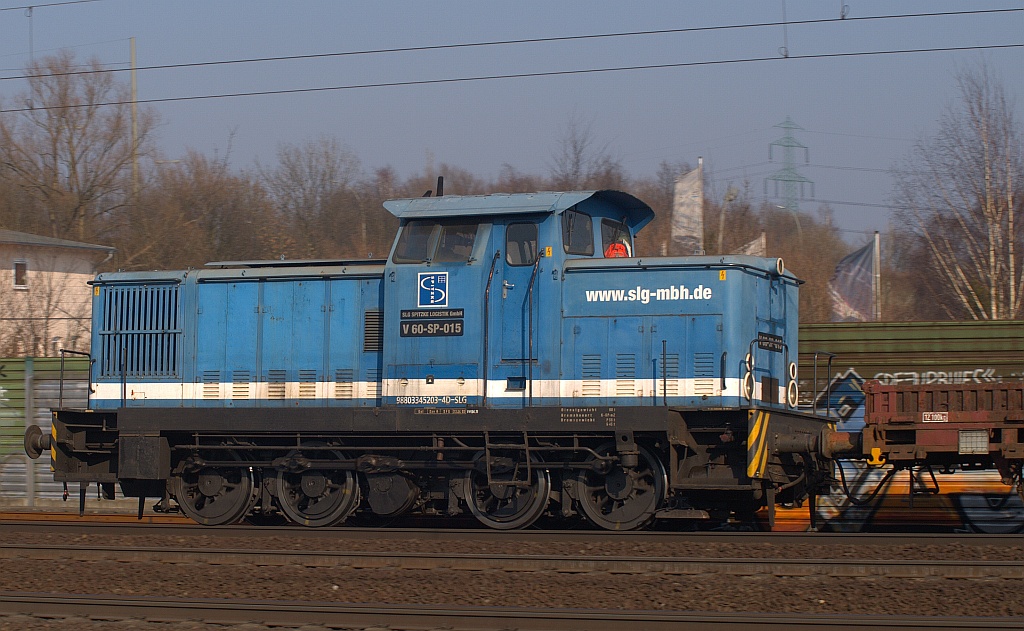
[797,321,1024,532]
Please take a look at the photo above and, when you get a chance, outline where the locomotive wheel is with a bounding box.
[275,445,361,527]
[464,451,551,530]
[171,458,257,526]
[575,443,666,531]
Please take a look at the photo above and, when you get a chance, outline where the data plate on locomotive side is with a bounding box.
[399,319,464,336]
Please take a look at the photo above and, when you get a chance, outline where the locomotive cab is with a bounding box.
[382,190,801,413]
[382,191,656,408]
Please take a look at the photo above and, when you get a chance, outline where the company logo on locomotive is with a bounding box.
[418,271,448,307]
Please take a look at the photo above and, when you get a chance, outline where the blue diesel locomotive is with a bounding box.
[27,189,841,529]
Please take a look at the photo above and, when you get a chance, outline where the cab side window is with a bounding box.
[561,208,594,256]
[393,220,480,263]
[393,220,436,263]
[434,222,479,263]
[505,223,538,266]
[601,219,632,258]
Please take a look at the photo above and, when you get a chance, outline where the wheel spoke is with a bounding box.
[276,445,360,527]
[465,451,550,530]
[576,443,666,531]
[172,462,255,526]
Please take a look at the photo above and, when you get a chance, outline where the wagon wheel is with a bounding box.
[464,451,550,530]
[275,444,361,527]
[171,453,257,526]
[575,443,666,531]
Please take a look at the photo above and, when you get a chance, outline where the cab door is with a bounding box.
[499,221,540,361]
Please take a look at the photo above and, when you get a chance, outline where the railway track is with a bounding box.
[3,517,1022,546]
[1,541,1021,579]
[3,519,1022,626]
[1,593,1021,631]
[0,510,189,525]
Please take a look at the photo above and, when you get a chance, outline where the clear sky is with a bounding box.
[0,1,1021,239]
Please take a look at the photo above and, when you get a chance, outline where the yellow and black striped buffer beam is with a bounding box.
[746,410,771,479]
[50,423,58,473]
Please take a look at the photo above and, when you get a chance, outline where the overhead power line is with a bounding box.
[4,41,1019,115]
[802,129,916,142]
[0,7,1019,82]
[815,199,913,211]
[0,0,101,11]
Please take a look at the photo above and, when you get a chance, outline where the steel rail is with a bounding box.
[0,593,1020,630]
[2,543,1021,579]
[2,518,1022,547]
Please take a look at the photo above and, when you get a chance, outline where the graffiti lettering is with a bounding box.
[873,368,998,385]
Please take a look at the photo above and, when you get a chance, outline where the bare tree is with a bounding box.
[119,150,282,270]
[760,203,848,322]
[496,164,542,193]
[894,62,1023,320]
[548,112,625,190]
[0,51,157,244]
[259,136,362,257]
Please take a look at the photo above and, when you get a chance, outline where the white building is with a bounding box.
[0,230,114,356]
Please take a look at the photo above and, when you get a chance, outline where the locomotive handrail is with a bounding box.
[482,251,500,408]
[661,340,668,407]
[812,351,836,417]
[120,343,127,408]
[526,254,541,407]
[745,339,757,408]
[58,349,92,409]
[561,258,804,284]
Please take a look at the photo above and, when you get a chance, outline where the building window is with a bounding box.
[13,260,27,289]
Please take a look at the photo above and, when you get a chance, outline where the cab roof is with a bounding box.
[383,190,655,232]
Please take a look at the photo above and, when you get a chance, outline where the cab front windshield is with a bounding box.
[393,220,480,263]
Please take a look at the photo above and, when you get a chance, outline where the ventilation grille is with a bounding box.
[363,310,383,352]
[268,370,287,399]
[615,353,636,396]
[582,354,601,396]
[366,368,381,398]
[334,369,354,399]
[299,370,317,398]
[99,283,181,378]
[658,353,679,397]
[202,370,220,399]
[232,371,250,399]
[693,352,716,396]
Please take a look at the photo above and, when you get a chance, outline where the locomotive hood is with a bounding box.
[383,190,655,233]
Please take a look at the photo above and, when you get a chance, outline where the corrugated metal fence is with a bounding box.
[0,356,90,506]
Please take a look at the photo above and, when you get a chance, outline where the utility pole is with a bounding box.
[131,37,139,205]
[873,230,881,321]
[717,187,737,255]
